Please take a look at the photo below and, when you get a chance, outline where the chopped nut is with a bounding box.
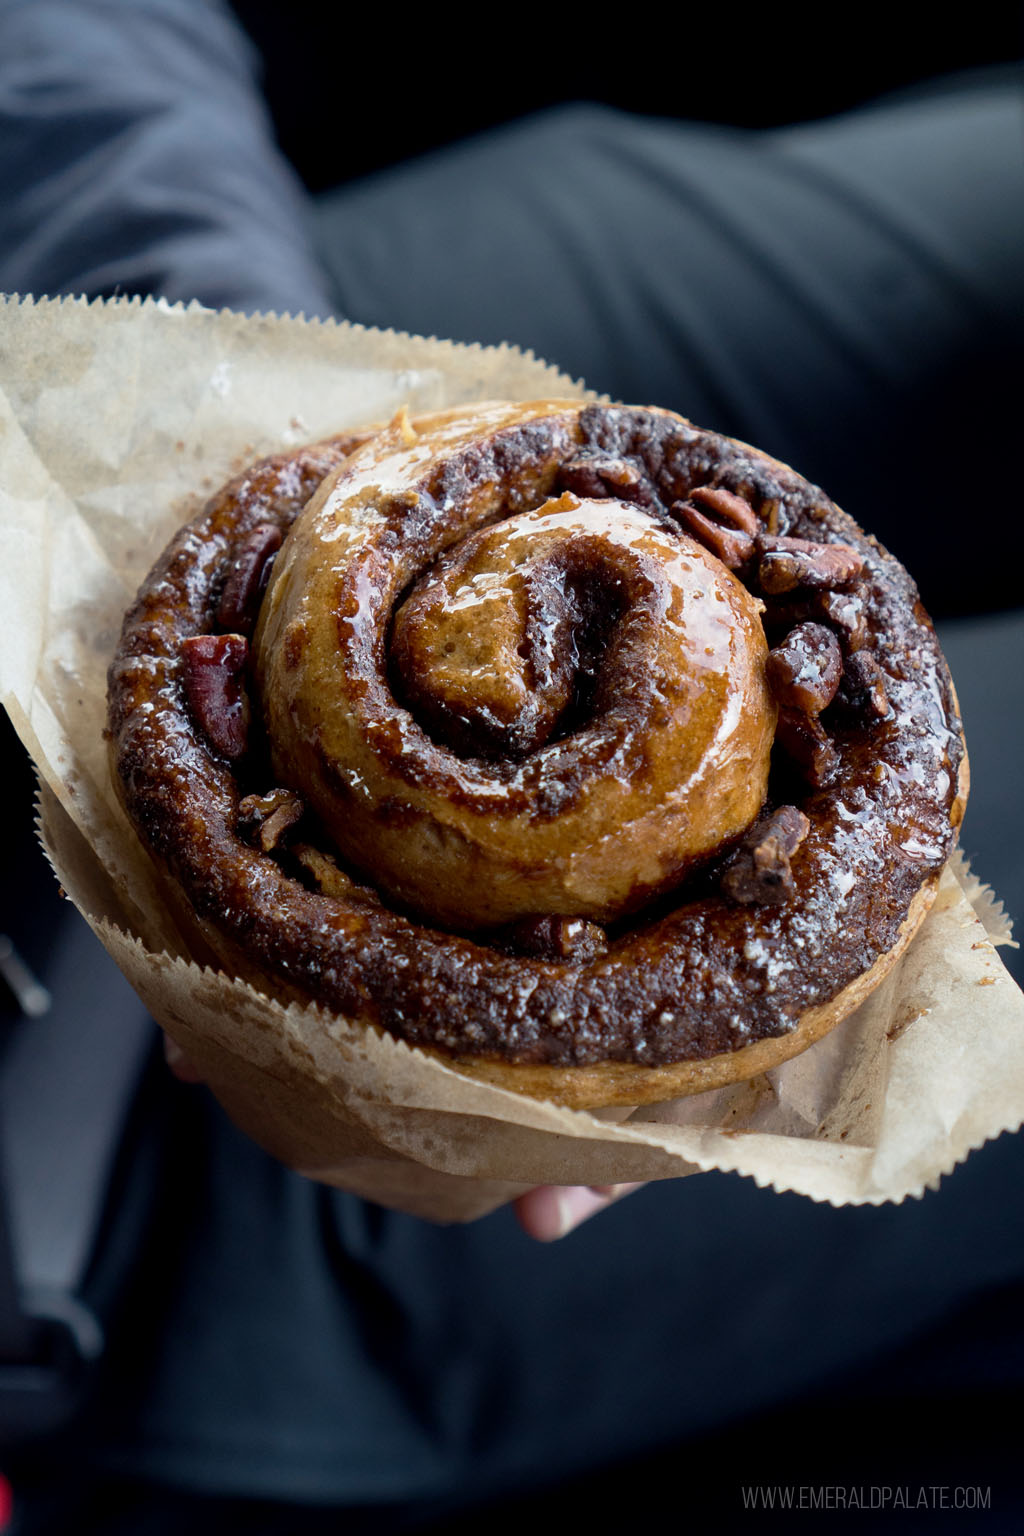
[756,535,864,595]
[496,914,609,963]
[816,590,868,652]
[760,496,781,535]
[292,843,379,903]
[216,522,283,635]
[834,651,890,719]
[721,804,811,906]
[557,452,662,512]
[688,484,760,534]
[761,589,868,654]
[181,633,250,761]
[673,483,760,569]
[238,788,305,852]
[672,502,755,570]
[766,622,843,715]
[775,707,840,787]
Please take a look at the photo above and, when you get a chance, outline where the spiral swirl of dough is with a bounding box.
[253,401,776,930]
[108,398,967,1103]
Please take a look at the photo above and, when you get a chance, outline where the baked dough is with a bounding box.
[107,401,967,1107]
[255,403,777,929]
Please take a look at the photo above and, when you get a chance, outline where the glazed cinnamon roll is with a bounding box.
[107,401,967,1107]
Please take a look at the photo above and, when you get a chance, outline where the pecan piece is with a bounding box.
[291,843,380,902]
[834,651,890,720]
[688,484,760,535]
[496,914,609,963]
[672,502,755,570]
[721,804,811,906]
[216,522,283,636]
[775,707,840,787]
[180,633,250,761]
[816,590,868,652]
[756,535,863,595]
[763,589,868,654]
[760,496,781,535]
[558,452,662,513]
[238,788,305,852]
[766,622,843,716]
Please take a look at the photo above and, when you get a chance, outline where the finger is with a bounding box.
[163,1034,204,1083]
[514,1182,645,1241]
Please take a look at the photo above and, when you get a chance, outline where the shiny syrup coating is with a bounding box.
[107,404,965,1068]
[255,404,777,931]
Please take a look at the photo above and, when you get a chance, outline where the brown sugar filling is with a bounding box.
[107,403,965,1069]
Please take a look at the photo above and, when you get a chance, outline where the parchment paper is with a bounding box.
[2,293,1023,1219]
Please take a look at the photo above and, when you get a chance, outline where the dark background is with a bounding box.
[230,3,1023,189]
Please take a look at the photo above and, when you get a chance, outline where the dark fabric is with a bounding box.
[0,0,333,316]
[73,1091,1024,1505]
[312,75,1024,618]
[1,0,1023,1523]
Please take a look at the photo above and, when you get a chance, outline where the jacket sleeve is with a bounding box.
[0,0,335,315]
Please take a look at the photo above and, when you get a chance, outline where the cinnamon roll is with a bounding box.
[107,401,967,1107]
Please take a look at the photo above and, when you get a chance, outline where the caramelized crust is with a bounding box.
[107,402,966,1105]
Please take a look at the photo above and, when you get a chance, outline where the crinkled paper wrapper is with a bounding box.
[2,294,1023,1221]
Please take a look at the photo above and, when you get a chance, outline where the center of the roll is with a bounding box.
[254,407,779,930]
[390,492,629,759]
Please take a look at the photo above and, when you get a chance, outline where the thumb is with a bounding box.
[163,1033,204,1083]
[514,1183,645,1241]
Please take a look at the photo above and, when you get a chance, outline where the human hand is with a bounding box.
[164,1034,204,1083]
[513,1183,645,1241]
